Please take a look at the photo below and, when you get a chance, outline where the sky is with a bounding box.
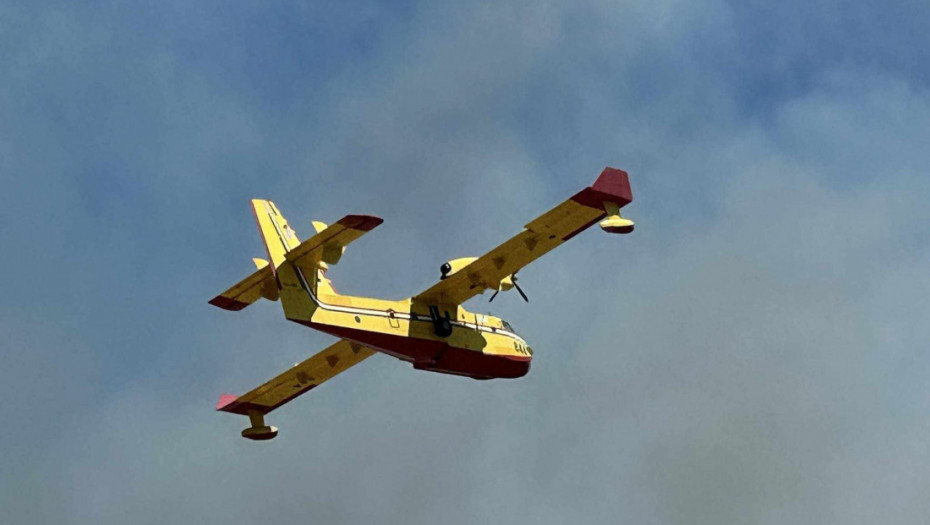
[2,0,930,523]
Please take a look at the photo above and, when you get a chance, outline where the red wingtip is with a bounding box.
[570,167,634,211]
[591,167,633,206]
[337,214,384,232]
[209,296,249,311]
[216,393,239,411]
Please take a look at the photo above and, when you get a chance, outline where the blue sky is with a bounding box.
[3,1,930,523]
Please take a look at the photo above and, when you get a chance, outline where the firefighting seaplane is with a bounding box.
[210,167,634,440]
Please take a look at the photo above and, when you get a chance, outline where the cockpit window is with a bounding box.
[501,320,516,333]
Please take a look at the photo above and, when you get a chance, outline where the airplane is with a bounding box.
[210,167,634,440]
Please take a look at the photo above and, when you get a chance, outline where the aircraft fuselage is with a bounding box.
[285,265,532,380]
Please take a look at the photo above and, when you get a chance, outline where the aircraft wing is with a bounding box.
[216,338,377,416]
[413,167,633,306]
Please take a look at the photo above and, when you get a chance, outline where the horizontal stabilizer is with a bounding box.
[208,264,274,311]
[286,214,382,269]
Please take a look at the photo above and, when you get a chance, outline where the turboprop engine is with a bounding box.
[489,272,528,303]
[439,257,478,280]
[439,257,528,303]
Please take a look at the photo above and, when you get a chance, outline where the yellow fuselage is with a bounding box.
[282,265,532,379]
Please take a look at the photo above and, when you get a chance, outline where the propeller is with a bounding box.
[513,278,529,303]
[488,272,529,303]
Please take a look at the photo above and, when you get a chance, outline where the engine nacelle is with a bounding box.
[498,274,515,292]
[440,257,478,280]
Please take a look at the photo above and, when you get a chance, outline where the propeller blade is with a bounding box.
[514,282,529,303]
[489,289,499,302]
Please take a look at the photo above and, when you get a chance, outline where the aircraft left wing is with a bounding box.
[216,338,376,418]
[413,167,633,306]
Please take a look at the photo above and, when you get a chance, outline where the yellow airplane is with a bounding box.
[211,167,634,440]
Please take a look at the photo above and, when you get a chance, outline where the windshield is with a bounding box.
[501,319,517,333]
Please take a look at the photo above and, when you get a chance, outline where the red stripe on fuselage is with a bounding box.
[296,321,531,379]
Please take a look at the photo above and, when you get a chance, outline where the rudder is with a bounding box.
[251,199,301,271]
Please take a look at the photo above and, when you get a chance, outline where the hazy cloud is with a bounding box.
[2,1,929,523]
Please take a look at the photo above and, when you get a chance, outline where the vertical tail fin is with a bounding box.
[250,199,320,321]
[251,199,301,272]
